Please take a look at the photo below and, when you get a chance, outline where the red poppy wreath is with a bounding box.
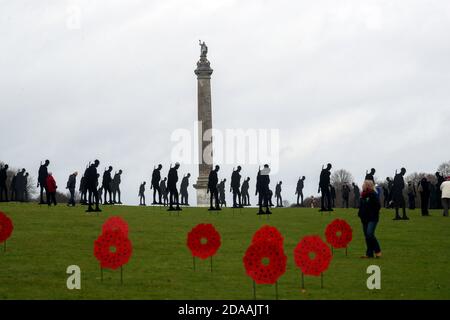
[243,240,287,284]
[325,219,352,249]
[293,236,332,276]
[251,225,284,247]
[102,216,129,237]
[187,223,221,259]
[94,229,133,270]
[0,212,14,243]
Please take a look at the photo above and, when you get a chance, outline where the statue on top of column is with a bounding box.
[199,40,208,57]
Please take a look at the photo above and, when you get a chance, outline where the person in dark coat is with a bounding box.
[160,177,168,206]
[85,160,101,213]
[111,170,123,204]
[167,163,181,211]
[418,177,431,216]
[151,164,163,205]
[102,166,113,205]
[352,182,360,208]
[392,168,408,220]
[257,164,272,215]
[241,177,250,206]
[330,185,336,208]
[295,176,305,206]
[218,178,227,207]
[79,173,87,204]
[38,160,50,204]
[230,166,243,208]
[139,182,146,206]
[358,180,382,259]
[208,165,221,211]
[318,163,332,212]
[275,181,283,207]
[46,172,57,206]
[66,171,78,206]
[180,173,190,205]
[435,172,445,209]
[342,183,351,208]
[407,181,416,210]
[10,171,18,201]
[0,164,9,202]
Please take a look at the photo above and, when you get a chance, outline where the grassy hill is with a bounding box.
[0,202,449,299]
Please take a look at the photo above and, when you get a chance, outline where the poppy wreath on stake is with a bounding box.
[325,219,353,249]
[243,240,287,284]
[251,225,284,247]
[0,212,14,244]
[294,235,332,276]
[187,223,221,259]
[94,229,133,270]
[102,216,129,237]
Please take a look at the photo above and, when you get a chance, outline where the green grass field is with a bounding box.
[0,202,449,300]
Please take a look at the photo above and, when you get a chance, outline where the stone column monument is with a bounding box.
[193,40,213,206]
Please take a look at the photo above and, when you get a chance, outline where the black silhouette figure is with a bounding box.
[139,182,146,206]
[38,160,50,204]
[151,164,163,205]
[241,177,250,206]
[318,163,333,212]
[418,177,431,216]
[66,171,78,207]
[208,165,221,211]
[435,172,445,209]
[10,171,18,201]
[275,181,283,207]
[167,163,181,211]
[15,169,27,202]
[111,170,123,204]
[385,177,394,208]
[79,172,87,204]
[160,177,168,206]
[23,172,29,202]
[180,173,191,205]
[342,183,351,208]
[257,165,272,215]
[102,166,113,205]
[268,189,274,207]
[392,168,408,220]
[352,182,360,208]
[85,160,101,213]
[98,186,103,204]
[365,168,376,182]
[382,184,389,208]
[231,166,243,208]
[295,176,305,206]
[330,185,336,208]
[255,169,261,206]
[218,178,227,207]
[407,181,416,210]
[0,164,9,202]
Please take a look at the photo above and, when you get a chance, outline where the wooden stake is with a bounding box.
[210,256,213,272]
[275,281,279,300]
[193,256,196,271]
[3,240,6,252]
[301,272,305,289]
[321,273,323,289]
[345,247,348,256]
[100,266,103,282]
[253,280,256,300]
[120,266,123,285]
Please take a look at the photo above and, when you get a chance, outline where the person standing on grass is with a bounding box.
[139,182,146,206]
[207,165,221,211]
[418,177,431,216]
[46,172,57,206]
[392,168,409,220]
[358,180,382,259]
[38,160,50,204]
[66,171,77,207]
[407,181,417,210]
[440,177,450,217]
[342,183,351,208]
[160,177,168,206]
[167,163,181,211]
[295,176,305,206]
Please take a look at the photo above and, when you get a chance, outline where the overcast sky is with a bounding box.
[1,0,449,205]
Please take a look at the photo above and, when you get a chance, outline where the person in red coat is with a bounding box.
[46,172,57,206]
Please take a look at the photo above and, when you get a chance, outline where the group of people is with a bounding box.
[0,165,30,202]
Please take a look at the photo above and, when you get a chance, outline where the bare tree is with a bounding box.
[437,161,450,177]
[331,169,354,208]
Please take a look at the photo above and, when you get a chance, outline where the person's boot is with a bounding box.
[86,205,94,213]
[266,209,272,215]
[402,214,409,220]
[94,205,102,212]
[257,209,265,215]
[215,206,221,211]
[393,210,402,220]
[168,206,175,211]
[175,206,182,211]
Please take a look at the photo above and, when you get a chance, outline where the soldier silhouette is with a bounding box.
[160,177,168,206]
[275,181,283,207]
[208,165,221,211]
[330,185,336,208]
[318,163,333,212]
[218,178,227,207]
[418,177,431,216]
[392,168,408,220]
[66,171,78,207]
[342,183,351,208]
[0,164,9,202]
[365,168,376,182]
[255,169,261,206]
[85,160,101,213]
[241,177,250,206]
[230,166,243,208]
[386,177,394,208]
[167,163,181,211]
[102,166,113,205]
[257,164,272,215]
[295,176,305,206]
[111,170,123,204]
[10,171,18,201]
[139,182,146,206]
[151,164,163,205]
[23,172,29,201]
[352,182,360,208]
[180,173,191,205]
[435,172,445,209]
[37,160,50,204]
[15,169,26,202]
